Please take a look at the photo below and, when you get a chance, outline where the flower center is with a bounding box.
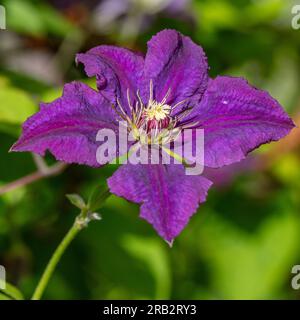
[112,80,198,145]
[144,101,171,122]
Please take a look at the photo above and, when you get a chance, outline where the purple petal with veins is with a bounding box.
[11,82,120,167]
[108,163,212,244]
[185,76,295,168]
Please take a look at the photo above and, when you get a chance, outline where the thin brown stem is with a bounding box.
[0,162,67,195]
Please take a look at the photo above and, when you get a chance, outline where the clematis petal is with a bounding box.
[76,46,144,110]
[142,29,208,108]
[187,76,295,168]
[11,82,119,167]
[108,163,212,243]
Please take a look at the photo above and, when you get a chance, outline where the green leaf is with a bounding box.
[0,293,11,300]
[87,184,111,212]
[199,210,300,299]
[0,76,10,87]
[122,235,171,299]
[41,87,63,103]
[3,0,76,37]
[4,0,45,36]
[0,281,24,300]
[66,194,86,210]
[0,87,36,133]
[0,123,21,137]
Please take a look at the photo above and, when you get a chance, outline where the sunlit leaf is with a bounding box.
[122,235,171,299]
[3,0,75,37]
[0,87,36,126]
[0,293,11,300]
[0,281,24,300]
[4,0,45,36]
[199,210,300,299]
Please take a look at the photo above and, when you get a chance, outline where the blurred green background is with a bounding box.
[0,0,300,300]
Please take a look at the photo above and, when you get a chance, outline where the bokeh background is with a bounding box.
[0,0,300,300]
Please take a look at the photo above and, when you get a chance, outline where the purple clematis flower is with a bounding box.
[11,30,294,244]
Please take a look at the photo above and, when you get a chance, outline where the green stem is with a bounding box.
[31,221,81,300]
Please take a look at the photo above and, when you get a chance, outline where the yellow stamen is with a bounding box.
[145,101,171,121]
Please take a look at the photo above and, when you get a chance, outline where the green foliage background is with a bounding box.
[0,0,300,299]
